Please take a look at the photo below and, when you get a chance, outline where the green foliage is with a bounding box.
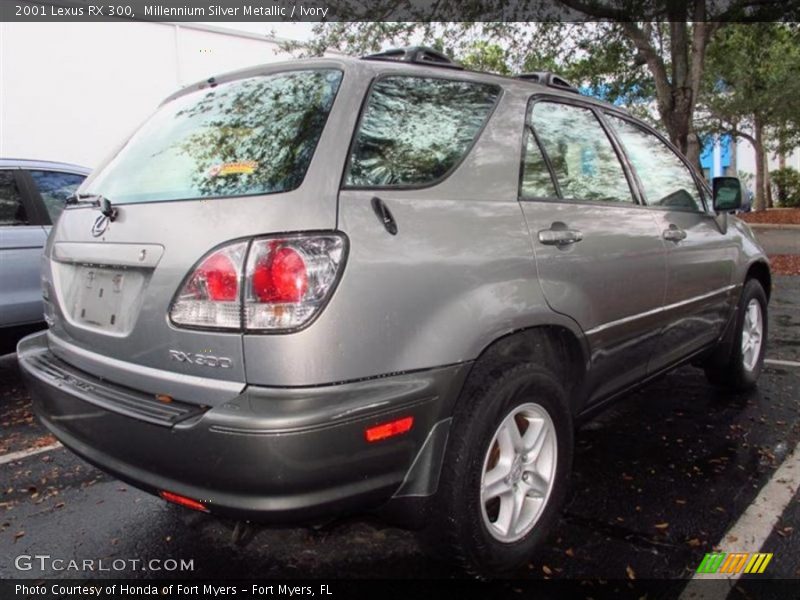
[702,23,800,149]
[771,167,800,208]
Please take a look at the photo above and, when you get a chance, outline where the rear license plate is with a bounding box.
[74,267,127,330]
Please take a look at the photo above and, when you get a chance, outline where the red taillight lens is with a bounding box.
[170,234,346,332]
[245,235,346,331]
[197,252,239,301]
[252,245,308,303]
[169,242,247,330]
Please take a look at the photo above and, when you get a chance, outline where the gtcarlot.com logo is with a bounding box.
[696,552,773,574]
[14,554,195,572]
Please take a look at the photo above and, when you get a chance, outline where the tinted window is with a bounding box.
[0,171,28,226]
[520,131,558,198]
[345,76,500,187]
[82,70,343,204]
[607,115,703,211]
[29,170,86,222]
[530,102,633,203]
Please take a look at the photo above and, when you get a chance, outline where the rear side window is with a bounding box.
[345,76,500,188]
[29,170,86,222]
[0,171,28,226]
[529,102,633,203]
[607,115,703,211]
[82,69,343,204]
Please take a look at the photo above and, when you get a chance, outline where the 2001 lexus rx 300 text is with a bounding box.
[18,48,770,575]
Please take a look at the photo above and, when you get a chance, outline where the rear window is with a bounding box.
[82,69,343,204]
[344,76,501,188]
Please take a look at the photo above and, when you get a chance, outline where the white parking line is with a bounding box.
[679,441,800,599]
[0,442,62,466]
[765,358,800,368]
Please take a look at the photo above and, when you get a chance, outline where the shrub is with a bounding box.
[771,167,800,208]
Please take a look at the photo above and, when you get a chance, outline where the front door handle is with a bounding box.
[662,225,687,242]
[538,226,583,246]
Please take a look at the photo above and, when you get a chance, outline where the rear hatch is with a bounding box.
[43,65,347,407]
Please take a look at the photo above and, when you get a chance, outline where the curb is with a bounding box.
[745,223,800,231]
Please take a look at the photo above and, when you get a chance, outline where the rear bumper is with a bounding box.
[18,331,469,523]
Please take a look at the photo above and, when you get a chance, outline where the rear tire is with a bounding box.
[424,361,573,577]
[704,279,768,390]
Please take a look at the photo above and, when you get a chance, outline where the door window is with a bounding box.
[529,102,633,203]
[606,115,703,211]
[345,76,501,188]
[0,171,28,226]
[29,170,86,222]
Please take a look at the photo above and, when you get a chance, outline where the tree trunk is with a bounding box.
[754,117,767,212]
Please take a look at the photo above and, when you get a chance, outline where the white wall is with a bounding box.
[736,138,800,180]
[0,22,295,168]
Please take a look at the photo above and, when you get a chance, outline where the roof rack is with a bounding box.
[362,46,464,70]
[516,72,580,94]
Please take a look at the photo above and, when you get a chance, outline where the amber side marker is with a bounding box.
[155,394,173,404]
[159,490,208,512]
[365,416,414,443]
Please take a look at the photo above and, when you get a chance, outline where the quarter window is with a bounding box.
[0,171,28,226]
[529,102,633,203]
[29,170,86,222]
[607,115,703,211]
[520,131,558,198]
[345,76,500,188]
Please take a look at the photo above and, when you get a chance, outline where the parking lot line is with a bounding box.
[0,442,62,466]
[679,441,800,599]
[765,358,800,368]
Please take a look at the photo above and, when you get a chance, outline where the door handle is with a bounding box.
[662,225,687,242]
[538,227,583,246]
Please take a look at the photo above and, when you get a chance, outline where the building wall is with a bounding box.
[0,22,295,169]
[736,139,800,183]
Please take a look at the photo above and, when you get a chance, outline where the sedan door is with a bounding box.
[519,99,668,404]
[0,169,48,328]
[605,115,738,372]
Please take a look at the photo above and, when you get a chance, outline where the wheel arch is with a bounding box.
[745,260,772,302]
[459,324,589,416]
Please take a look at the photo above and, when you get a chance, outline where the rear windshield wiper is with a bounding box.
[65,193,117,221]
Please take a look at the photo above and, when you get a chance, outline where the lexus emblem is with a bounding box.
[91,214,110,237]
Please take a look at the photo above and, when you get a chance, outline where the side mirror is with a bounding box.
[713,177,743,212]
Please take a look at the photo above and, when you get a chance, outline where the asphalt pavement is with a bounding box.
[1,277,799,588]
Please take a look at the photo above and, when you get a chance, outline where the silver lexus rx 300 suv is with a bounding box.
[19,48,770,575]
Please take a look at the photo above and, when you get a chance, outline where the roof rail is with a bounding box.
[516,72,580,94]
[362,46,464,70]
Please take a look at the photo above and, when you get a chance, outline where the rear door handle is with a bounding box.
[538,227,583,246]
[662,225,687,242]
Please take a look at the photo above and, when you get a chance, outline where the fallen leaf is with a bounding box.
[655,522,669,530]
[626,565,636,580]
[687,538,702,548]
[542,565,553,575]
[565,548,575,557]
[14,531,24,542]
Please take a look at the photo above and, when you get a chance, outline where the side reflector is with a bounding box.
[365,416,414,443]
[159,490,208,512]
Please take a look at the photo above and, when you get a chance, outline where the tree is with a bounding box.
[701,23,800,211]
[297,1,794,168]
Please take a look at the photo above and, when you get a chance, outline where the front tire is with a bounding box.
[705,279,768,390]
[426,362,573,576]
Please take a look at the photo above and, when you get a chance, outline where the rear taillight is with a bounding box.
[245,235,345,331]
[169,233,346,332]
[170,242,247,330]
